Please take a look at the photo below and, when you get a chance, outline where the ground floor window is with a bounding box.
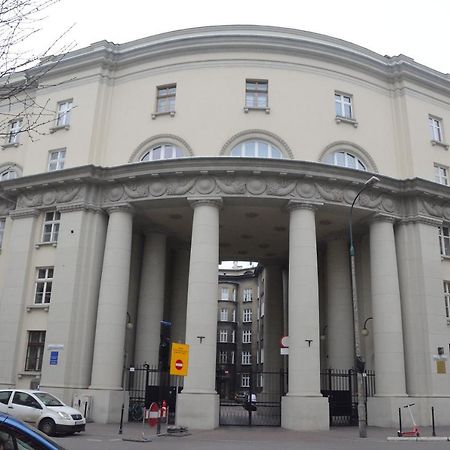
[25,331,46,371]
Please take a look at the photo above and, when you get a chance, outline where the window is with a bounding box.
[156,84,176,114]
[34,267,53,304]
[243,309,252,323]
[242,351,251,365]
[232,309,236,322]
[0,391,12,405]
[140,144,183,162]
[326,151,367,171]
[56,100,72,127]
[218,351,227,364]
[219,329,228,343]
[241,373,250,388]
[231,330,236,343]
[48,149,66,171]
[245,80,268,109]
[231,351,235,364]
[335,93,353,119]
[444,281,450,319]
[231,140,282,159]
[0,168,18,181]
[7,119,22,144]
[435,164,449,185]
[439,226,450,257]
[25,331,45,371]
[0,218,4,249]
[12,392,40,408]
[42,211,60,243]
[243,288,253,302]
[429,116,443,142]
[220,308,228,322]
[221,288,229,301]
[242,330,252,343]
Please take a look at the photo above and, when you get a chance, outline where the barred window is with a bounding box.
[25,331,46,371]
[35,267,54,304]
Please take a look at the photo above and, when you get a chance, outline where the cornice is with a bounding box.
[26,25,449,97]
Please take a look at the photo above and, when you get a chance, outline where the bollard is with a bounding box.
[431,406,436,437]
[397,408,402,437]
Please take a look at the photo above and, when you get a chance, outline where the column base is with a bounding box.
[281,395,329,430]
[88,389,127,424]
[368,396,450,427]
[176,391,219,429]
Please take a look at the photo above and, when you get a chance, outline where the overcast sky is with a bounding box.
[40,0,450,74]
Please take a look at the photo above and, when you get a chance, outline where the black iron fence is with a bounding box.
[320,369,375,426]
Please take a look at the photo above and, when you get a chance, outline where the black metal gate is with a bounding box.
[126,364,183,423]
[320,369,375,426]
[216,369,287,426]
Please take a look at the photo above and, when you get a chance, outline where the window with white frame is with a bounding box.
[140,144,183,162]
[429,116,443,142]
[260,299,265,317]
[243,288,253,302]
[232,309,236,322]
[34,267,54,304]
[260,347,264,364]
[257,373,263,388]
[243,308,252,323]
[220,308,228,322]
[231,330,235,343]
[435,164,448,186]
[241,373,250,388]
[325,151,367,171]
[231,140,282,159]
[0,168,18,181]
[48,149,66,171]
[25,331,46,371]
[439,225,450,257]
[245,80,268,109]
[56,100,72,127]
[156,84,176,113]
[242,351,251,365]
[219,329,228,343]
[231,351,235,364]
[218,351,227,364]
[335,93,353,119]
[444,281,450,319]
[42,211,60,243]
[221,287,229,301]
[242,329,252,343]
[7,119,22,144]
[0,218,5,248]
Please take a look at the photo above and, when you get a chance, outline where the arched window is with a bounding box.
[0,168,18,181]
[325,151,367,171]
[230,140,283,159]
[140,144,183,162]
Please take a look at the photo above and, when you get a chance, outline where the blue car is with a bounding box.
[0,413,66,449]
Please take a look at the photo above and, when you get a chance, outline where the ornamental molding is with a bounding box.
[16,185,87,209]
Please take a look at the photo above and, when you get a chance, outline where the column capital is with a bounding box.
[9,208,39,220]
[287,200,322,212]
[57,203,104,214]
[106,203,134,215]
[370,213,397,225]
[397,215,443,227]
[187,196,223,209]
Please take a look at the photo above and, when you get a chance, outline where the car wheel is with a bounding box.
[39,418,56,436]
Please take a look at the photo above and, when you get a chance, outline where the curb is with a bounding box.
[387,436,450,441]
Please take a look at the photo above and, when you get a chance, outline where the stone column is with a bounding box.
[89,205,133,423]
[367,215,407,426]
[281,202,328,431]
[326,238,354,370]
[134,232,167,366]
[0,210,38,387]
[40,206,107,402]
[176,197,221,430]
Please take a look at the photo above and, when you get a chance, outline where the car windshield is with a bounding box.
[33,392,64,407]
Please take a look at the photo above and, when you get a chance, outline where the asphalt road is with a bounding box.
[52,423,450,450]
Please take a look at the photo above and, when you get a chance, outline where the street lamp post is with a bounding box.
[348,175,379,438]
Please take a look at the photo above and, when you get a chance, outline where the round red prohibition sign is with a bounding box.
[175,359,183,371]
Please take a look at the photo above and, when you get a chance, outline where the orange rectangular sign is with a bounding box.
[170,343,189,376]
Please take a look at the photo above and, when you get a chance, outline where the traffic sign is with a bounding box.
[170,343,189,376]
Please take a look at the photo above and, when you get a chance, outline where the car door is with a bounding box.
[0,391,13,415]
[10,392,43,424]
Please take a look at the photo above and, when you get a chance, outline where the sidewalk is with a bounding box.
[53,423,450,450]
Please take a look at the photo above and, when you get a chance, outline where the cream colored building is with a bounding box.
[0,25,450,430]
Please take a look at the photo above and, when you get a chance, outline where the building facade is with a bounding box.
[0,25,450,430]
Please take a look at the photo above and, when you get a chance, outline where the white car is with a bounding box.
[0,389,86,436]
